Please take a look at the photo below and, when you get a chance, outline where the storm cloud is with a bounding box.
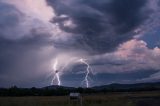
[0,0,160,87]
[47,0,150,54]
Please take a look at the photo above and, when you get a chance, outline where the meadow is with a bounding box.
[0,91,160,106]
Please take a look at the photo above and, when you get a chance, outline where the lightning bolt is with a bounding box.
[49,57,93,88]
[78,58,92,88]
[51,59,61,86]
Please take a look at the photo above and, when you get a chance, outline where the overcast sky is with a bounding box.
[0,0,160,88]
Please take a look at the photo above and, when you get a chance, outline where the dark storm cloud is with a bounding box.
[0,32,53,72]
[0,0,159,87]
[0,1,54,75]
[0,2,20,26]
[0,34,55,87]
[158,0,160,5]
[0,1,62,87]
[0,2,23,39]
[141,28,160,49]
[61,68,159,87]
[47,0,149,54]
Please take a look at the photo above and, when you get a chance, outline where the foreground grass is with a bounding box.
[0,91,160,106]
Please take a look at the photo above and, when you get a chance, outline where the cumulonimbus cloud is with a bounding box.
[90,39,160,74]
[0,0,160,87]
[47,0,152,54]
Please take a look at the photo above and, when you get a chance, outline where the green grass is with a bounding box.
[0,91,160,106]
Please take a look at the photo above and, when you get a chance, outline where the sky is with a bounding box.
[0,0,160,88]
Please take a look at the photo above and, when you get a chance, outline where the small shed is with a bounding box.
[69,93,82,106]
[70,93,81,99]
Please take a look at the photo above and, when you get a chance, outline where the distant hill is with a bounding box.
[43,82,160,91]
[43,85,75,90]
[92,82,160,91]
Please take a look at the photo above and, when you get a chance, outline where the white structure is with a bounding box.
[70,93,80,99]
[69,93,82,106]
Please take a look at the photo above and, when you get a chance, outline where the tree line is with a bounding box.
[0,85,160,96]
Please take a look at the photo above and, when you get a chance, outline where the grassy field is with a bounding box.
[0,91,160,106]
